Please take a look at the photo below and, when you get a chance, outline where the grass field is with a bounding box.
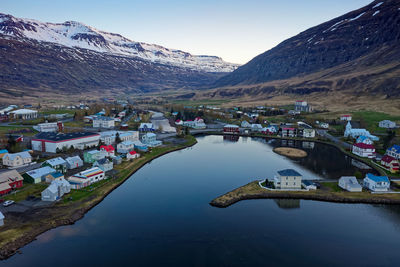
[170,99,231,106]
[40,109,75,115]
[3,184,48,202]
[351,111,400,133]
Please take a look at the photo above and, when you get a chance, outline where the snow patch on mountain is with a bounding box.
[0,13,239,72]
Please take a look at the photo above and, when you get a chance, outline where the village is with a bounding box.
[0,99,399,227]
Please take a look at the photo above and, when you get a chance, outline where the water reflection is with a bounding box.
[274,199,301,209]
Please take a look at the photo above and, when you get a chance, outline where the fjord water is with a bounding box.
[3,135,400,266]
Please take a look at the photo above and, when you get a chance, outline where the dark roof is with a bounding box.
[96,158,110,164]
[277,169,302,177]
[33,132,99,142]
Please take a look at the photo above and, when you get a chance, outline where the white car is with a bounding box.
[3,200,15,207]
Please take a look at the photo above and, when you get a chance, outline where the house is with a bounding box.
[251,124,263,132]
[0,170,24,195]
[0,149,8,160]
[139,123,155,132]
[344,122,379,141]
[175,119,183,126]
[303,129,316,138]
[340,115,352,121]
[68,167,105,189]
[33,122,63,132]
[381,155,399,173]
[93,116,115,129]
[352,143,375,158]
[320,123,329,129]
[241,121,251,128]
[10,109,38,120]
[100,145,115,157]
[223,125,239,133]
[93,158,113,172]
[2,152,32,168]
[273,169,302,189]
[294,101,312,112]
[280,128,296,138]
[338,176,362,192]
[100,131,139,145]
[302,180,317,190]
[386,145,400,159]
[141,133,162,147]
[117,141,135,153]
[44,172,64,183]
[84,150,107,163]
[42,157,67,174]
[31,132,100,153]
[41,178,71,202]
[127,150,140,160]
[113,156,122,165]
[379,120,396,129]
[0,212,4,226]
[356,136,373,145]
[23,166,56,184]
[133,141,148,152]
[363,173,390,192]
[261,126,277,135]
[65,156,83,169]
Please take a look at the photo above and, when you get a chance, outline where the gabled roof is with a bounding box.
[0,169,23,183]
[100,145,115,152]
[388,145,400,154]
[128,150,137,155]
[0,149,8,154]
[353,143,375,149]
[382,155,398,164]
[47,172,64,178]
[120,140,135,146]
[46,157,66,166]
[95,158,110,165]
[224,124,239,128]
[365,173,389,183]
[26,166,56,179]
[3,151,31,161]
[65,155,82,163]
[277,169,302,177]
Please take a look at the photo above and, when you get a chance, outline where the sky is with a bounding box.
[1,0,373,64]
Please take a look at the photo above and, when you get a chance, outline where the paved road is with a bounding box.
[316,129,352,149]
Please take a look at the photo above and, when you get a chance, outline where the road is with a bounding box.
[316,129,352,149]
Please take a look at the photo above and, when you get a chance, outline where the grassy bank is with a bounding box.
[210,181,400,208]
[0,135,197,259]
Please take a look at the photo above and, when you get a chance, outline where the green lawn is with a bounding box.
[352,111,400,133]
[3,183,48,202]
[63,120,88,128]
[170,99,230,106]
[40,109,76,115]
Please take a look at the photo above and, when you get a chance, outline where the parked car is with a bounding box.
[3,200,15,207]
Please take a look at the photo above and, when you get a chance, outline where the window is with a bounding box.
[286,182,288,186]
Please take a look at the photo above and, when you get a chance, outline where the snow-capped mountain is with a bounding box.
[0,13,238,72]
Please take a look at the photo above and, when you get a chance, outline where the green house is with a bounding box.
[41,157,67,174]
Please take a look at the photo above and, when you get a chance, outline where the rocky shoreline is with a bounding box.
[210,181,400,208]
[0,138,197,260]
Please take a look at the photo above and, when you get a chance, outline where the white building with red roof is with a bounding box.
[340,115,352,121]
[381,155,399,173]
[100,145,115,157]
[127,150,140,160]
[352,143,376,158]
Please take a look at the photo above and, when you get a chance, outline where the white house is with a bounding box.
[340,115,352,121]
[117,141,135,153]
[24,166,56,184]
[41,178,71,202]
[344,122,379,141]
[2,152,32,168]
[93,158,113,172]
[251,124,263,132]
[386,145,400,159]
[141,133,162,147]
[139,123,155,132]
[303,129,316,138]
[10,109,38,120]
[93,116,115,128]
[302,180,317,190]
[295,101,312,112]
[363,174,390,192]
[100,130,139,145]
[0,212,4,226]
[241,121,251,128]
[68,167,105,189]
[338,176,362,192]
[356,136,373,145]
[273,169,302,189]
[352,143,375,158]
[127,150,140,160]
[31,132,100,153]
[320,123,329,129]
[33,122,63,132]
[379,120,396,129]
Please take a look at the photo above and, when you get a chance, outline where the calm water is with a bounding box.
[2,135,399,266]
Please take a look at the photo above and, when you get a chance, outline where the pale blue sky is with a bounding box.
[2,0,373,64]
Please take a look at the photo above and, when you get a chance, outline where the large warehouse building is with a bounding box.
[31,132,100,153]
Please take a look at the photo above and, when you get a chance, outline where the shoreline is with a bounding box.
[0,136,197,260]
[210,181,400,208]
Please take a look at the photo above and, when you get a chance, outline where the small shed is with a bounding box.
[302,180,317,190]
[113,156,122,165]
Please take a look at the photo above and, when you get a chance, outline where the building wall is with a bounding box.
[276,175,302,189]
[32,135,100,153]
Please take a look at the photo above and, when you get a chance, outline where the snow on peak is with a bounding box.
[0,13,239,72]
[372,2,384,9]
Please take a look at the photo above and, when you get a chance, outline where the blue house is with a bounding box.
[363,173,390,192]
[387,145,400,160]
[133,141,148,152]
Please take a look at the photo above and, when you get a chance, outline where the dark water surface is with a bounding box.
[2,136,399,266]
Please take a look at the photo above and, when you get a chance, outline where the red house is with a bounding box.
[381,155,399,173]
[223,124,240,133]
[0,170,23,195]
[100,145,115,157]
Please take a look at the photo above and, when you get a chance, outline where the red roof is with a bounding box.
[353,143,375,149]
[382,155,397,163]
[342,115,351,117]
[282,128,295,130]
[100,145,115,152]
[176,119,181,122]
[129,150,137,155]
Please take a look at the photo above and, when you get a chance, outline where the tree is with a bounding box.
[176,111,182,120]
[184,127,190,136]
